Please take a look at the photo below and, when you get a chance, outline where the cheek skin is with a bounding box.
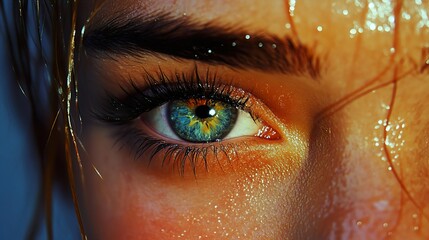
[297,77,429,239]
[80,128,306,239]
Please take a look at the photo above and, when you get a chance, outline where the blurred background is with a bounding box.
[0,2,79,238]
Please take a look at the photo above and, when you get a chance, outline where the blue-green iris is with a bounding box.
[168,99,238,142]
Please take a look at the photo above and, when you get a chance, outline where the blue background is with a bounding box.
[0,4,80,239]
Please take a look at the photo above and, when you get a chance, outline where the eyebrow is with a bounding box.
[83,13,320,78]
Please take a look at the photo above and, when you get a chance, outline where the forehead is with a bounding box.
[86,1,429,38]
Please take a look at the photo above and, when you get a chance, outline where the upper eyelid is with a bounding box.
[91,67,254,125]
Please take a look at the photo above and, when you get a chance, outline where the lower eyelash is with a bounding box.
[113,124,240,176]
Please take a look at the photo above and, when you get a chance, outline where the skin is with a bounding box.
[75,0,429,239]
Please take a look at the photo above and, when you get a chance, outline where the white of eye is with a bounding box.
[141,102,261,142]
[223,109,260,139]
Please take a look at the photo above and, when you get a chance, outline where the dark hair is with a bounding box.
[1,0,85,238]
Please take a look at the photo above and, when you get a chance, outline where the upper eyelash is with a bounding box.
[92,67,253,125]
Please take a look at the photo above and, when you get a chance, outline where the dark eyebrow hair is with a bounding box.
[83,14,320,78]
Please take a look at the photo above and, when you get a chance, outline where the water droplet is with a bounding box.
[207,49,212,54]
[232,42,237,47]
[342,10,349,15]
[317,26,323,32]
[356,220,363,227]
[272,44,277,49]
[258,42,264,47]
[245,34,251,40]
[383,222,389,228]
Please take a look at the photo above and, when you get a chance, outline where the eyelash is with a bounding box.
[92,68,258,176]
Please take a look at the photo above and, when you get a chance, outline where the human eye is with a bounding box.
[144,98,261,142]
[92,68,280,177]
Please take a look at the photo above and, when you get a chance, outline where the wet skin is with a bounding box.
[76,0,429,239]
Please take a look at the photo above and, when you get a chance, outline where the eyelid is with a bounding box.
[92,68,252,124]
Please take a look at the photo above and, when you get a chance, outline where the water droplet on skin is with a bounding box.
[383,222,389,228]
[232,42,237,47]
[207,49,212,54]
[245,34,251,40]
[284,23,291,29]
[317,26,323,32]
[414,226,420,231]
[369,23,377,31]
[272,44,277,49]
[356,220,363,227]
[258,42,263,47]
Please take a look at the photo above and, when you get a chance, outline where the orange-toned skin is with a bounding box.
[76,0,429,239]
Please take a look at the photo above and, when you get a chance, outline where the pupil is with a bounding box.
[195,105,216,119]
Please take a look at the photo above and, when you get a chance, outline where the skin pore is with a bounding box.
[74,0,429,239]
